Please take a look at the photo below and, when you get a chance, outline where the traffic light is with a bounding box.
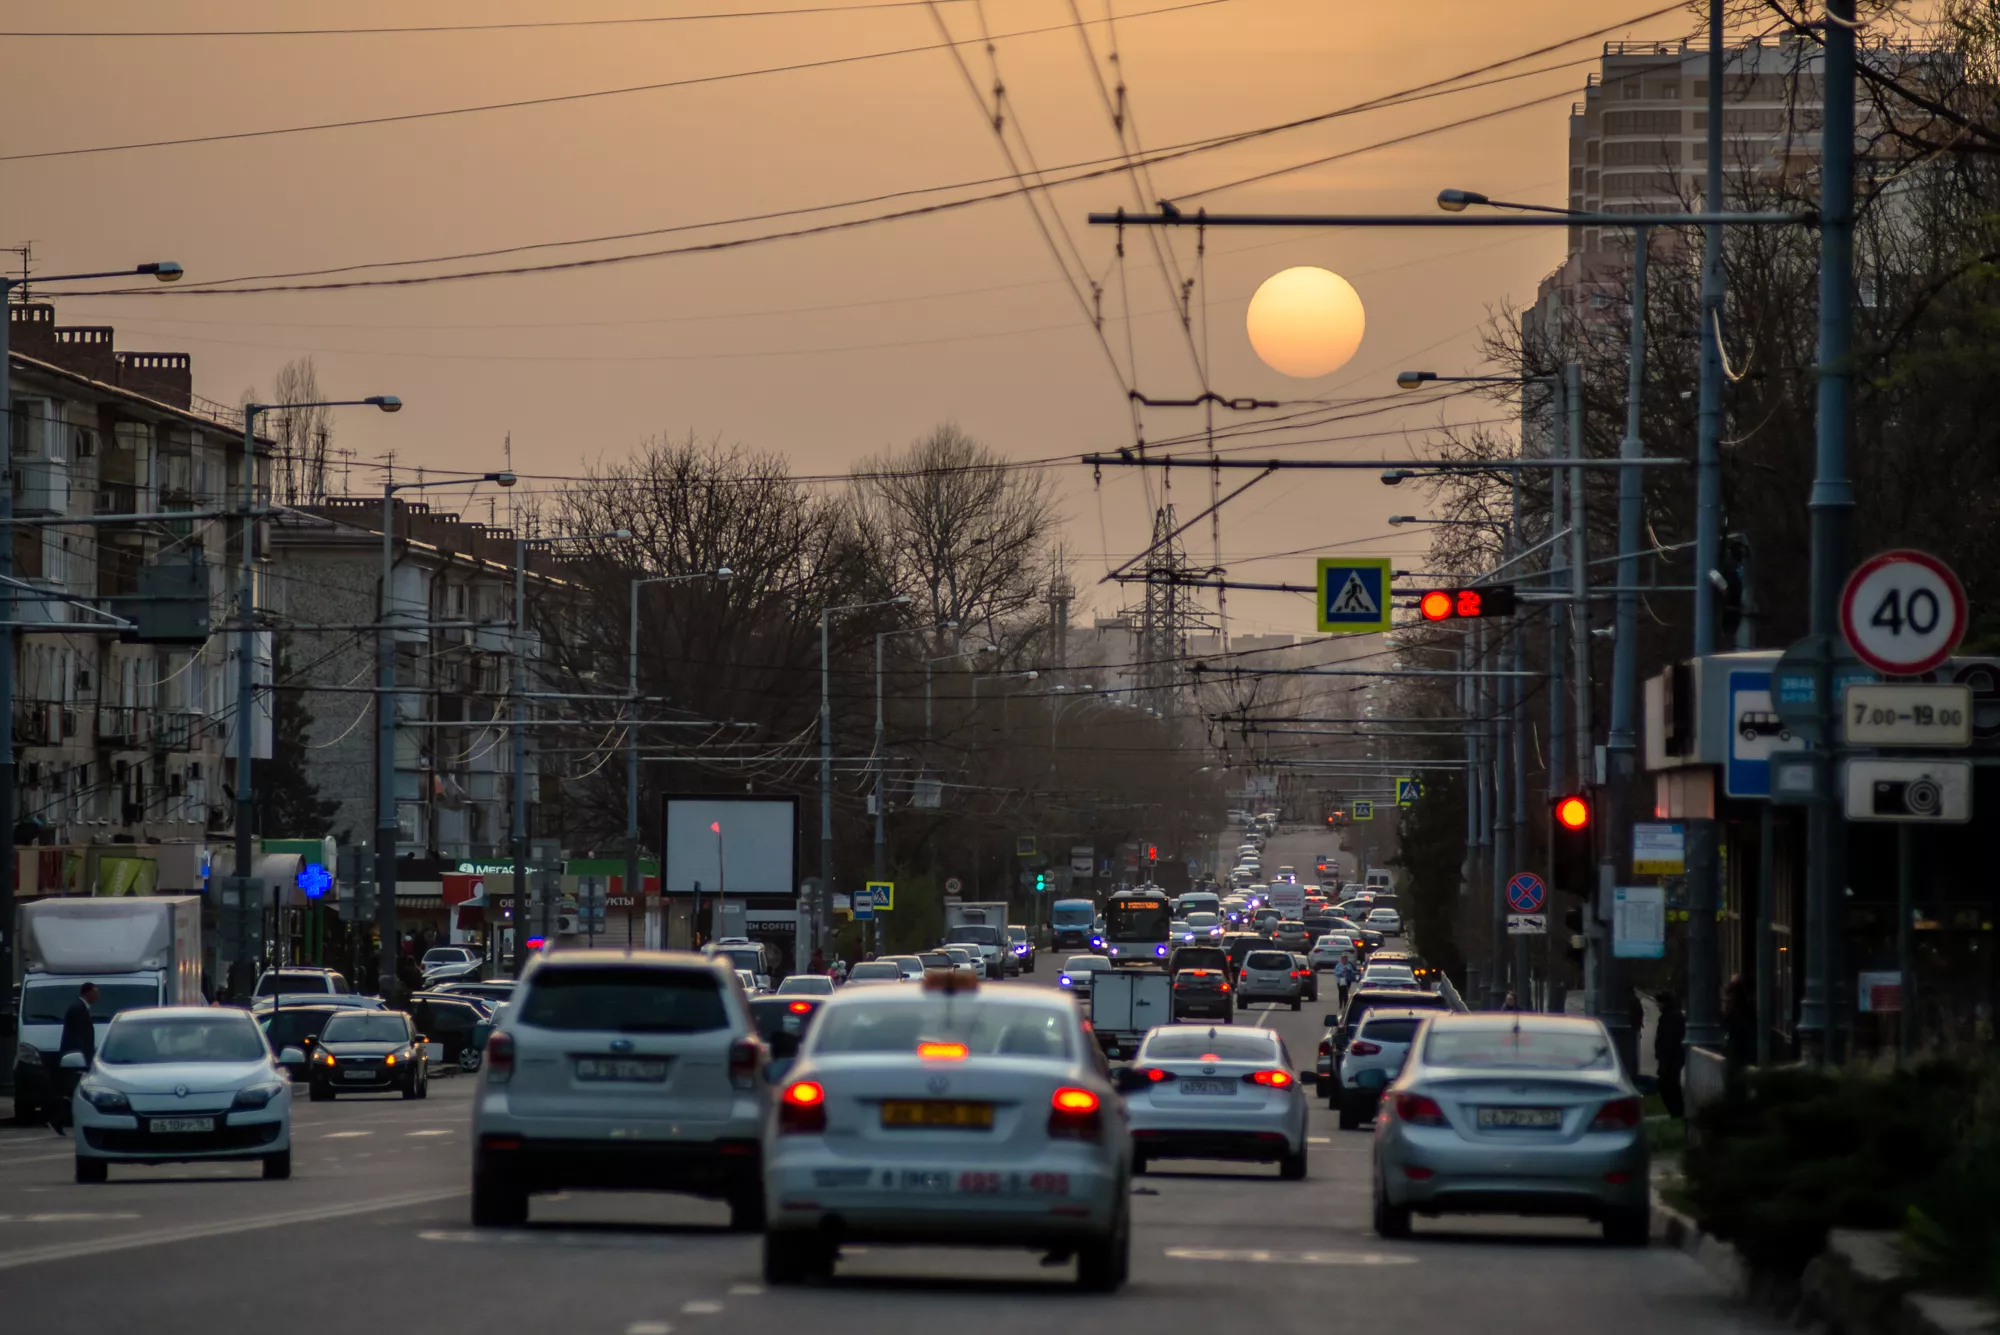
[1034,870,1048,894]
[1550,793,1593,895]
[1562,906,1585,966]
[1416,585,1518,621]
[1145,844,1158,864]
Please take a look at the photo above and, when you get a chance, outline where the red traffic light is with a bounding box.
[1416,585,1517,620]
[1554,794,1591,830]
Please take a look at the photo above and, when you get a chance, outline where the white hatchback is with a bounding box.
[1118,1025,1310,1179]
[72,1007,298,1182]
[1366,907,1403,935]
[762,974,1130,1290]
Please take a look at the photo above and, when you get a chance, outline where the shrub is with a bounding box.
[1901,1061,2000,1302]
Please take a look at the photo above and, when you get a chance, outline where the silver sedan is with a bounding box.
[1371,1014,1649,1244]
[1118,1025,1311,1179]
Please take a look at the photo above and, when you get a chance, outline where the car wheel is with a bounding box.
[1075,1201,1130,1292]
[417,1071,429,1100]
[763,1230,833,1285]
[1602,1208,1649,1247]
[1280,1141,1308,1181]
[401,1077,419,1100]
[74,1156,108,1184]
[1373,1175,1412,1239]
[1131,1150,1148,1176]
[1291,998,1302,1011]
[728,1189,767,1233]
[471,1170,528,1227]
[262,1150,292,1181]
[457,1047,482,1073]
[308,1083,332,1102]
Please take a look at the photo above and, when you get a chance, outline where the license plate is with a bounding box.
[880,1100,994,1129]
[343,1069,376,1080]
[576,1057,668,1082]
[150,1116,215,1133]
[1477,1106,1562,1129]
[1179,1078,1237,1096]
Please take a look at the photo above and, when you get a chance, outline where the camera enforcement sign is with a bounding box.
[1316,558,1393,635]
[1841,758,1972,823]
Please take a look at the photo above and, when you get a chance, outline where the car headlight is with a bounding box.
[316,1050,337,1066]
[80,1083,131,1114]
[1059,975,1073,987]
[231,1082,285,1111]
[15,1041,42,1066]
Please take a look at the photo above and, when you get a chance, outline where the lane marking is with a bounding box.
[727,1284,762,1296]
[680,1300,724,1314]
[0,1187,465,1272]
[323,1131,373,1139]
[1307,1136,1331,1144]
[407,1130,452,1137]
[0,1212,140,1223]
[628,1324,674,1335]
[1165,1247,1417,1266]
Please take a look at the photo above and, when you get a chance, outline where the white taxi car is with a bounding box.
[72,1007,299,1182]
[762,970,1130,1290]
[1118,1025,1310,1179]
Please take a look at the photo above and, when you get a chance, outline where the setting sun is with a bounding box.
[1246,266,1367,378]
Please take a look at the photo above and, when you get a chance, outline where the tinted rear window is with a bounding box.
[811,1000,1072,1059]
[1245,952,1294,970]
[1144,1030,1279,1061]
[1425,1025,1614,1071]
[1359,1018,1424,1044]
[518,967,728,1033]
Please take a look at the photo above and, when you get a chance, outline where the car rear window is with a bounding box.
[1170,949,1229,973]
[811,999,1072,1059]
[1144,1030,1278,1061]
[847,962,901,980]
[1425,1025,1614,1071]
[1245,951,1293,970]
[1359,1018,1424,1044]
[517,966,728,1033]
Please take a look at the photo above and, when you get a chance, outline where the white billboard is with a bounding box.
[661,795,799,897]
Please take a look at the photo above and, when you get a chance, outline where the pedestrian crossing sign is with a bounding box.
[1395,777,1424,806]
[1352,799,1374,821]
[1316,558,1394,634]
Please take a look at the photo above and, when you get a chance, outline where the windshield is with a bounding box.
[1186,913,1219,927]
[1050,901,1096,927]
[717,947,764,974]
[1061,956,1109,973]
[1104,897,1170,941]
[256,970,345,996]
[102,1015,266,1064]
[810,999,1072,1059]
[21,980,158,1025]
[1008,927,1028,942]
[1425,1024,1615,1071]
[423,948,472,964]
[948,925,1004,946]
[1143,1030,1279,1061]
[1178,895,1219,915]
[777,976,834,994]
[847,962,901,980]
[259,1009,341,1048]
[320,1014,411,1044]
[518,966,728,1033]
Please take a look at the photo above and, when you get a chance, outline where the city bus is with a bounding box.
[1102,890,1172,963]
[1049,898,1101,952]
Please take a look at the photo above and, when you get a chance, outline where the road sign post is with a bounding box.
[1841,683,1973,747]
[1505,872,1547,914]
[1352,799,1374,821]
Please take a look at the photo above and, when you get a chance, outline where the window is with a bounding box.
[1245,951,1294,970]
[517,966,728,1033]
[1359,1018,1425,1044]
[1424,1024,1614,1071]
[1143,1030,1277,1061]
[810,1000,1072,1059]
[321,1014,412,1044]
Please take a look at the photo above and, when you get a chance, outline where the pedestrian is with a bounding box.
[51,982,99,1134]
[809,947,827,975]
[1654,991,1686,1119]
[1501,990,1520,1012]
[1722,973,1756,1073]
[1333,956,1356,1002]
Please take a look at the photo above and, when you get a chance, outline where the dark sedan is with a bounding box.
[307,1010,428,1100]
[259,1003,360,1080]
[748,996,824,1082]
[1169,967,1233,1021]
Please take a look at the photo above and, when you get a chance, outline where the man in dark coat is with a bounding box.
[1654,991,1687,1119]
[51,982,99,1134]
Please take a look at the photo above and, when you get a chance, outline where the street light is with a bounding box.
[232,393,401,996]
[374,468,516,996]
[0,260,182,1091]
[626,566,732,941]
[1436,188,1579,218]
[819,595,911,955]
[1388,515,1491,528]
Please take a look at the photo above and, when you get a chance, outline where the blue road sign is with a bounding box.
[1352,799,1374,821]
[1505,872,1547,913]
[1316,558,1393,634]
[1395,777,1424,806]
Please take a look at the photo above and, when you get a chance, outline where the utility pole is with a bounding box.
[375,485,400,997]
[512,534,529,974]
[1802,0,1857,1064]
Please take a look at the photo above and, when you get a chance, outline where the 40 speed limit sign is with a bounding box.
[1840,550,1967,675]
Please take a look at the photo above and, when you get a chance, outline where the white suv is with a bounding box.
[471,952,769,1229]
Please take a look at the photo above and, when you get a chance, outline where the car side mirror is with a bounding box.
[59,1051,89,1071]
[1323,1014,1340,1026]
[1298,1070,1317,1086]
[278,1047,306,1066]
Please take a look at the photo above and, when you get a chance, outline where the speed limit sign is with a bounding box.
[1839,550,1966,675]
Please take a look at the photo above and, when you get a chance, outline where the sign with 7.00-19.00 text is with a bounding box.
[1316,558,1393,635]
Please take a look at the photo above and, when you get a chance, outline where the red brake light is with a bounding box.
[1317,1040,1331,1057]
[1052,1087,1100,1113]
[1246,1069,1293,1087]
[1393,1092,1447,1126]
[1142,1068,1174,1083]
[779,1080,827,1134]
[1048,1086,1103,1141]
[728,1037,761,1090]
[1348,1040,1382,1056]
[917,1041,969,1061]
[1590,1096,1643,1131]
[1218,982,1230,992]
[788,1000,813,1014]
[484,1030,514,1081]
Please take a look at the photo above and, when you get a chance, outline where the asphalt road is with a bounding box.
[0,890,1777,1334]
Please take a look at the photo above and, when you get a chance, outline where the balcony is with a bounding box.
[94,482,138,516]
[96,705,151,749]
[13,700,67,746]
[153,710,206,751]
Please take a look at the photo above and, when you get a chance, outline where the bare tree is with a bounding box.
[268,357,334,504]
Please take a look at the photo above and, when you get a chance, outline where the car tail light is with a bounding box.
[1048,1086,1102,1141]
[1393,1092,1447,1126]
[1590,1097,1643,1131]
[484,1030,514,1081]
[1317,1039,1331,1058]
[1245,1070,1293,1088]
[1348,1040,1382,1056]
[1218,982,1230,992]
[1238,970,1249,984]
[917,1041,968,1061]
[728,1037,762,1090]
[787,1001,813,1014]
[779,1080,827,1134]
[1139,1067,1175,1083]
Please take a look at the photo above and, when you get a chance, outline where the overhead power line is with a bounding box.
[0,1,978,38]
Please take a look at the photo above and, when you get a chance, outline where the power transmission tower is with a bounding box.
[1124,504,1217,718]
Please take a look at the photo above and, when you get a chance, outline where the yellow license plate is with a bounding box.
[879,1100,994,1129]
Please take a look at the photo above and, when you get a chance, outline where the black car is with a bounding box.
[1169,967,1233,1021]
[748,996,824,1082]
[410,992,493,1071]
[1166,944,1230,976]
[1222,932,1274,974]
[260,1004,359,1080]
[307,1009,428,1101]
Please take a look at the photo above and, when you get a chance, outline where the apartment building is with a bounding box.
[5,301,269,896]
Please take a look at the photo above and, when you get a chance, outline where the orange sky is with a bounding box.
[2,0,1706,635]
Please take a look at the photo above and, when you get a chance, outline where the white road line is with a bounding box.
[0,1187,466,1272]
[323,1131,372,1139]
[679,1300,724,1314]
[627,1323,674,1335]
[406,1130,452,1137]
[1307,1136,1331,1144]
[0,1212,140,1223]
[726,1284,762,1296]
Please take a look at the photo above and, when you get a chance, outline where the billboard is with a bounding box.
[660,794,799,898]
